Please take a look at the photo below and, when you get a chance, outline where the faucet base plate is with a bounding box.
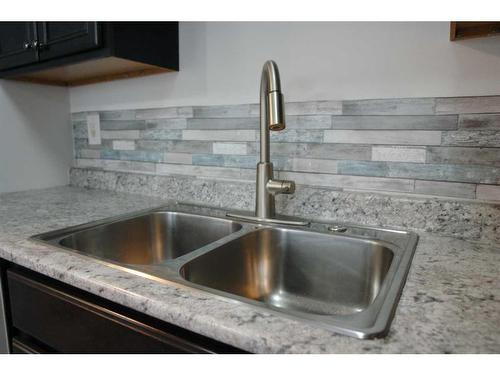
[226,212,310,226]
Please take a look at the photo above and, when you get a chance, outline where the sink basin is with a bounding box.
[180,228,394,316]
[57,211,242,264]
[33,204,418,339]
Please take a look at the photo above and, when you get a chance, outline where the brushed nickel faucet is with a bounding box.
[228,60,309,226]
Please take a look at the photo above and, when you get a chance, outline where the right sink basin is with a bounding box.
[180,225,418,339]
[180,228,394,316]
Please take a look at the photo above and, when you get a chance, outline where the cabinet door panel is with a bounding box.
[36,22,101,61]
[0,22,38,70]
[7,269,214,353]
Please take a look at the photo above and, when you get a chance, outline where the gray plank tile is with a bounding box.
[103,144,194,164]
[338,160,500,184]
[372,146,426,163]
[112,140,136,151]
[338,160,389,177]
[193,104,259,118]
[289,158,338,174]
[304,144,371,160]
[145,118,188,129]
[99,110,136,121]
[76,158,155,173]
[458,114,500,130]
[140,129,183,140]
[76,149,101,159]
[285,115,332,129]
[247,142,371,160]
[101,120,146,131]
[331,115,457,130]
[441,131,500,147]
[182,130,256,142]
[101,149,165,163]
[156,163,255,181]
[414,180,476,199]
[436,96,500,114]
[187,118,258,130]
[476,185,500,201]
[270,129,323,143]
[101,159,156,173]
[285,101,342,115]
[324,130,442,145]
[136,140,213,154]
[342,98,435,115]
[164,153,193,164]
[192,154,258,169]
[135,106,194,119]
[101,130,140,140]
[213,142,248,155]
[192,154,294,170]
[278,171,414,193]
[427,147,500,166]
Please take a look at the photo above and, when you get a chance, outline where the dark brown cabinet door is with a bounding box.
[6,267,245,354]
[0,22,38,70]
[36,22,101,61]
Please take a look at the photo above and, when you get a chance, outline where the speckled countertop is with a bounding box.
[0,186,499,353]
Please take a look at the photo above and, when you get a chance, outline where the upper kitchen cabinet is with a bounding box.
[35,22,101,61]
[0,22,179,86]
[0,22,38,70]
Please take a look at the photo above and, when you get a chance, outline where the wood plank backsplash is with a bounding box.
[71,96,500,202]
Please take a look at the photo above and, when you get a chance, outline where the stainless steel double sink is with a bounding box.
[33,205,418,339]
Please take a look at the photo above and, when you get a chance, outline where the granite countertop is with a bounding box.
[0,186,499,353]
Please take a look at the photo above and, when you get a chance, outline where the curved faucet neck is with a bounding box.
[260,60,281,94]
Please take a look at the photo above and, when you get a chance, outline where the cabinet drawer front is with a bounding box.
[7,269,210,353]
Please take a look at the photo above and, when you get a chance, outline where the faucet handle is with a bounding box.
[267,179,295,195]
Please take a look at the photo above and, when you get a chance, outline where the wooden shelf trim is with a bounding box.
[450,21,500,41]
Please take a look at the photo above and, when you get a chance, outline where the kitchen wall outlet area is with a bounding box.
[86,113,101,145]
[71,95,500,202]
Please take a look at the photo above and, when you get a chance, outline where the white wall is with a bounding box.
[0,81,72,193]
[70,22,500,112]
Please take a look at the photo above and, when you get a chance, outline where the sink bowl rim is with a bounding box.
[30,203,419,340]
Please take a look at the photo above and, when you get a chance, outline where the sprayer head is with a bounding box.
[267,91,286,131]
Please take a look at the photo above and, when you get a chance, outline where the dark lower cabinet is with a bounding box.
[11,334,54,354]
[5,266,245,354]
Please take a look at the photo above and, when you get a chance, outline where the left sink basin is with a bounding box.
[46,211,242,265]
